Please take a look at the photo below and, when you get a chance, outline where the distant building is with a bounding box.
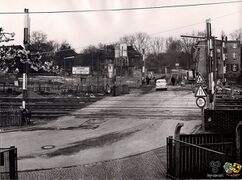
[225,41,241,78]
[74,45,142,77]
[193,39,241,81]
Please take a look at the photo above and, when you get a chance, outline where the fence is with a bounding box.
[167,133,236,179]
[24,76,134,95]
[215,95,242,109]
[0,108,21,127]
[0,146,18,180]
[204,109,242,133]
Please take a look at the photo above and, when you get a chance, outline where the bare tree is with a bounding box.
[119,32,151,54]
[165,37,182,53]
[149,36,164,55]
[30,31,47,44]
[179,31,205,69]
[180,31,205,54]
[229,28,242,40]
[29,31,60,54]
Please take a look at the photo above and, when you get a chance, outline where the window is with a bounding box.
[233,43,237,48]
[0,152,4,166]
[217,48,221,53]
[233,53,236,59]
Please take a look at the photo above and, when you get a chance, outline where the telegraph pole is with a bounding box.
[221,35,227,84]
[112,56,117,96]
[22,8,30,110]
[206,19,217,109]
[181,19,215,109]
[142,48,146,85]
[206,19,214,94]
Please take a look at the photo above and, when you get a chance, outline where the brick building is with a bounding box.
[193,39,241,81]
[225,40,241,78]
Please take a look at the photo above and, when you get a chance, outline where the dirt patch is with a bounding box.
[46,129,141,157]
[18,155,36,160]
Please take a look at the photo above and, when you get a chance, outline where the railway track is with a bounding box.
[0,96,103,119]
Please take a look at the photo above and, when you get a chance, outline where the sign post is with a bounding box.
[195,73,207,131]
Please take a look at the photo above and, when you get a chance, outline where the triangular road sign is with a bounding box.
[195,86,207,97]
[196,74,205,84]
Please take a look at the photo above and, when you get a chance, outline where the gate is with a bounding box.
[0,146,18,180]
[167,133,236,179]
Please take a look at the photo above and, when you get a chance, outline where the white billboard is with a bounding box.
[72,66,90,75]
[115,46,120,58]
[107,64,114,78]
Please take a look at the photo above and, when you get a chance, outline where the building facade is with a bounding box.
[194,39,241,81]
[225,41,241,78]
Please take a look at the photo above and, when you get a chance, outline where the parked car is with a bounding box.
[155,79,167,90]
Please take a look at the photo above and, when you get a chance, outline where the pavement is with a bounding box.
[19,147,168,180]
[1,85,202,179]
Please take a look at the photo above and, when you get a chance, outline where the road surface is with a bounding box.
[1,86,201,171]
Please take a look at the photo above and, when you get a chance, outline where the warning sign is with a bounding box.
[196,74,205,84]
[195,86,207,97]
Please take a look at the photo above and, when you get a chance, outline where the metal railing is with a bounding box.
[167,133,236,179]
[0,108,21,127]
[0,146,18,180]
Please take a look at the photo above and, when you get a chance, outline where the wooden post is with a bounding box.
[174,123,184,178]
[235,122,242,163]
[201,107,205,131]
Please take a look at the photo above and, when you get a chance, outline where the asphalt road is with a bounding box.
[1,85,201,171]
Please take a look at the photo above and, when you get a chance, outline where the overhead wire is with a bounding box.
[32,9,242,55]
[0,0,242,14]
[1,1,241,55]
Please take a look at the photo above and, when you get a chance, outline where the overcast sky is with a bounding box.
[1,0,242,52]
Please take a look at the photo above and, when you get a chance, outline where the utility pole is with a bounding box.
[22,8,30,110]
[142,48,146,85]
[221,35,227,84]
[206,19,212,92]
[181,19,216,108]
[205,19,220,109]
[112,56,117,96]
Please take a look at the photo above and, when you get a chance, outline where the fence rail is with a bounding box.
[0,108,21,127]
[167,133,236,179]
[0,146,18,180]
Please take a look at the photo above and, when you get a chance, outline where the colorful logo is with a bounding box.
[223,162,242,177]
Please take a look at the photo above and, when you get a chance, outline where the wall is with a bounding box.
[225,41,241,78]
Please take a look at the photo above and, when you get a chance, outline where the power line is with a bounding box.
[0,0,242,15]
[2,7,241,55]
[150,10,242,36]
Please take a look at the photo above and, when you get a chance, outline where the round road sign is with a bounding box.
[196,97,206,108]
